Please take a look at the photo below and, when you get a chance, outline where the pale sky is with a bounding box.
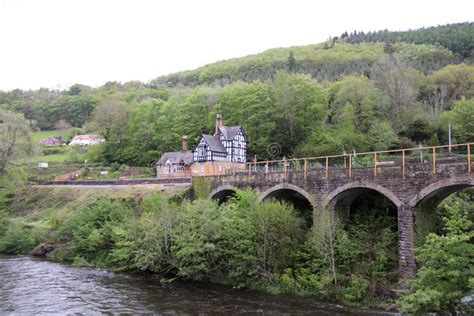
[0,0,472,91]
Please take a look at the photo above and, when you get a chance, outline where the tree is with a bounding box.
[372,55,421,130]
[287,51,297,73]
[87,96,129,138]
[405,118,435,143]
[328,75,389,133]
[431,64,474,110]
[448,99,474,143]
[0,108,31,172]
[271,71,327,156]
[366,121,398,150]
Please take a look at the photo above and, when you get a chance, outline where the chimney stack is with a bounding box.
[215,113,223,135]
[182,135,188,151]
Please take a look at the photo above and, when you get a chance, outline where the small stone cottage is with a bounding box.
[155,136,193,178]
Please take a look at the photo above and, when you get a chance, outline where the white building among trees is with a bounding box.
[69,134,105,146]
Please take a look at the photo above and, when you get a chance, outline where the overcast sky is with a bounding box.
[0,0,472,91]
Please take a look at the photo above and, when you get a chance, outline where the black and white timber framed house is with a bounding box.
[192,114,248,175]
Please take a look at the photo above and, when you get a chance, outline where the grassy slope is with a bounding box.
[10,184,189,226]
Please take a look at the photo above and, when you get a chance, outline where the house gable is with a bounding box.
[192,115,248,164]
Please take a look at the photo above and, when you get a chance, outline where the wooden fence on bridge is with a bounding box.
[202,142,472,181]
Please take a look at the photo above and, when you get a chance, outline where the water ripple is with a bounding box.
[0,255,395,315]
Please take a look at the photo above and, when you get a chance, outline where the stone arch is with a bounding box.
[258,183,317,208]
[408,177,474,208]
[258,183,316,227]
[209,185,238,204]
[324,181,402,210]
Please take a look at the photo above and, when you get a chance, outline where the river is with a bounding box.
[0,255,395,315]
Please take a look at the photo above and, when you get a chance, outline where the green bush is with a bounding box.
[109,194,178,272]
[172,199,221,280]
[55,198,135,264]
[216,190,305,287]
[0,221,46,254]
[0,209,8,236]
[341,275,370,303]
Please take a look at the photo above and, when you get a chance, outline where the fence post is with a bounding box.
[373,152,377,178]
[248,163,251,182]
[348,154,352,178]
[304,159,307,181]
[468,144,471,173]
[432,147,436,174]
[402,150,406,177]
[420,145,423,163]
[325,156,329,179]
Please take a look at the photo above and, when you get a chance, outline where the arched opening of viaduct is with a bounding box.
[258,184,316,228]
[325,182,402,221]
[324,182,402,277]
[409,178,473,247]
[209,185,238,205]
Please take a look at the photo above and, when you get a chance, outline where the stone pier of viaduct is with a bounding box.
[205,161,473,276]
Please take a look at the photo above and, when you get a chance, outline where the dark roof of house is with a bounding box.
[156,151,193,165]
[218,126,242,140]
[202,134,227,152]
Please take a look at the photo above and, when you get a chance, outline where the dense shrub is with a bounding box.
[0,221,46,254]
[54,198,136,264]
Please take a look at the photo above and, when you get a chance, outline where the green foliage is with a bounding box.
[0,220,46,254]
[192,177,212,199]
[0,166,28,208]
[55,198,136,264]
[343,22,474,58]
[215,190,305,288]
[110,194,178,272]
[340,275,370,303]
[398,200,474,314]
[404,118,436,143]
[172,199,221,280]
[449,99,474,143]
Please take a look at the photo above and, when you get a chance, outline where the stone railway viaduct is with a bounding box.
[205,148,473,276]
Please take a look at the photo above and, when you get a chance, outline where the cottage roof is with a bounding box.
[156,150,193,165]
[218,126,242,140]
[202,134,227,152]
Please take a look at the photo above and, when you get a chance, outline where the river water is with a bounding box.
[0,255,395,315]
